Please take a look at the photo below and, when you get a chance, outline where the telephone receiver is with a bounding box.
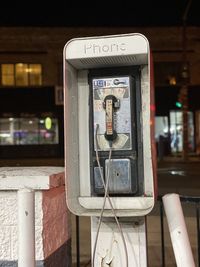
[103,94,120,141]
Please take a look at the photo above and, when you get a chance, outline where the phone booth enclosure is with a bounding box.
[63,33,157,217]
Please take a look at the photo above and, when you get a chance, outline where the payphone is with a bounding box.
[89,68,143,197]
[63,33,156,217]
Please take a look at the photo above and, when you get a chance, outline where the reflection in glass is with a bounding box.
[0,118,19,145]
[19,118,39,144]
[170,111,194,153]
[0,117,59,145]
[155,116,169,140]
[39,118,59,144]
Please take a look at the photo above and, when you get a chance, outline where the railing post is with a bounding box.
[76,216,80,267]
[197,203,200,267]
[160,200,165,267]
[163,193,195,267]
[18,188,35,267]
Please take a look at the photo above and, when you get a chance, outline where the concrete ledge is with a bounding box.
[0,167,64,190]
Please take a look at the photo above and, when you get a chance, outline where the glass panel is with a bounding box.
[155,116,169,140]
[39,117,59,144]
[15,63,28,86]
[0,117,59,145]
[188,111,194,152]
[170,111,194,153]
[2,64,14,75]
[0,118,19,145]
[155,116,170,158]
[1,64,14,86]
[19,118,39,144]
[170,111,183,152]
[29,64,42,86]
[195,111,200,155]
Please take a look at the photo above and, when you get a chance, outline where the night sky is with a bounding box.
[0,0,199,27]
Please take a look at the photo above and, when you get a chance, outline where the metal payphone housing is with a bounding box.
[64,33,157,217]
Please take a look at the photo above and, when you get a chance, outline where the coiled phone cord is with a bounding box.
[92,124,128,267]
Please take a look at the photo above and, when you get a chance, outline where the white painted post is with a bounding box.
[91,216,147,267]
[162,193,195,267]
[18,188,35,267]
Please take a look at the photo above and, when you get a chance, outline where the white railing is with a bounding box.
[163,193,196,267]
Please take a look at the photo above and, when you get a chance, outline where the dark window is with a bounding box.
[154,62,185,86]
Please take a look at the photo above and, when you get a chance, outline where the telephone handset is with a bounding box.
[103,95,120,142]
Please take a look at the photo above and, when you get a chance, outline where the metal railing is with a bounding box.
[75,195,200,267]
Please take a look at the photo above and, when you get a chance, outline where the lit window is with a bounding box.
[0,117,59,145]
[15,63,28,86]
[1,63,42,86]
[29,64,42,86]
[39,117,59,144]
[168,75,177,85]
[19,118,39,144]
[1,64,15,86]
[0,118,19,145]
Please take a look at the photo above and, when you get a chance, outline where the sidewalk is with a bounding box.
[157,154,200,164]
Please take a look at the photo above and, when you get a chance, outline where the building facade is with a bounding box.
[0,26,200,159]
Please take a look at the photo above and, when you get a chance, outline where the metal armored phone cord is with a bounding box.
[92,124,128,267]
